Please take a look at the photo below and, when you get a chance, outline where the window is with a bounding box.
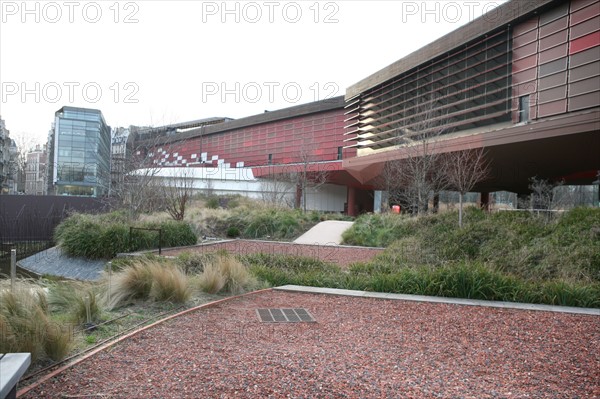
[268,153,273,165]
[337,147,343,160]
[519,95,530,122]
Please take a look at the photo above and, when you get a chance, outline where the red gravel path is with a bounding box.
[22,290,599,398]
[162,240,384,267]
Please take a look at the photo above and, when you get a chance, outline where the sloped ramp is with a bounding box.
[18,247,106,281]
[294,221,354,245]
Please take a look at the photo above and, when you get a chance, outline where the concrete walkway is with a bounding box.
[18,247,107,281]
[294,220,354,245]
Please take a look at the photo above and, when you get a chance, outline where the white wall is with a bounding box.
[138,166,348,212]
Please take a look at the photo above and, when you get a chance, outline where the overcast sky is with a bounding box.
[0,0,507,145]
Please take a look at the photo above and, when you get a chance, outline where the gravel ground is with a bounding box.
[22,290,599,398]
[162,240,384,267]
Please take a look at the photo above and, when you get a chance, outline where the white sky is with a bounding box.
[0,0,508,145]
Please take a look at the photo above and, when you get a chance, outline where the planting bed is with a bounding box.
[21,290,599,398]
[162,240,384,267]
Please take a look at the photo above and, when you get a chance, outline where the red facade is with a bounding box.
[512,0,600,121]
[150,108,354,173]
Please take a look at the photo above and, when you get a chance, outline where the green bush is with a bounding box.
[55,213,198,259]
[342,208,600,284]
[226,226,241,238]
[175,251,217,274]
[244,251,599,308]
[206,197,220,209]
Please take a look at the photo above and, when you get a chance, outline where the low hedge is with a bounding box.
[55,212,197,259]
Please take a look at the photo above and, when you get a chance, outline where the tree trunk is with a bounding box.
[459,193,464,228]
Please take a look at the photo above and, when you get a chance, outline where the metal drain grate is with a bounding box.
[256,308,316,323]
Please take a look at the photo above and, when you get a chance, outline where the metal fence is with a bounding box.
[0,195,107,261]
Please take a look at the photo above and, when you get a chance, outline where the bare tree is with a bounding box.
[382,98,450,215]
[444,148,490,227]
[295,142,330,212]
[108,131,183,219]
[262,138,330,212]
[161,167,195,220]
[259,168,295,207]
[527,176,568,211]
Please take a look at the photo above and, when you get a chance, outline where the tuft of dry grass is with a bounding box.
[103,258,191,309]
[0,282,73,362]
[150,263,192,302]
[48,282,103,325]
[43,320,74,361]
[195,263,226,294]
[195,254,259,295]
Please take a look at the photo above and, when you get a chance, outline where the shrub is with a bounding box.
[226,226,241,238]
[206,197,220,209]
[55,213,198,259]
[342,208,600,286]
[342,213,414,247]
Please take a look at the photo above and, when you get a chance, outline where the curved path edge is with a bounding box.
[17,288,273,397]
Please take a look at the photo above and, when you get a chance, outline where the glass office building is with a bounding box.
[51,107,111,197]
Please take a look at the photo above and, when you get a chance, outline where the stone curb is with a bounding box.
[274,285,600,316]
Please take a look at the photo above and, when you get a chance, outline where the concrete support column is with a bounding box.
[347,186,357,216]
[517,193,529,209]
[295,183,302,209]
[373,190,383,213]
[480,192,491,212]
[433,193,440,213]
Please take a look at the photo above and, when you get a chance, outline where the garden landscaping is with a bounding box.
[19,289,600,398]
[2,199,599,397]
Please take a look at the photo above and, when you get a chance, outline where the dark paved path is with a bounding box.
[18,247,106,281]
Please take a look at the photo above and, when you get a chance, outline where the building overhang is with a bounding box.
[343,108,600,193]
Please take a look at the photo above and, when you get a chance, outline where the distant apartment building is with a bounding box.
[0,117,17,194]
[47,107,111,197]
[110,126,130,192]
[25,144,48,195]
[0,117,9,193]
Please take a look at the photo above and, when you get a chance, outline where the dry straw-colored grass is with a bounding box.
[103,258,191,309]
[47,281,103,325]
[195,254,259,295]
[0,281,73,361]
